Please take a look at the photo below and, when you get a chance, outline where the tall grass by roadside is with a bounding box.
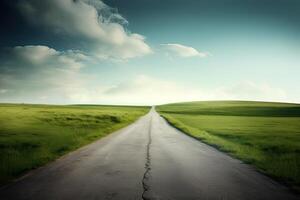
[157,101,300,190]
[0,104,149,185]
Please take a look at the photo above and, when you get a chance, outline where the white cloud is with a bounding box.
[12,45,57,64]
[161,43,209,58]
[0,46,289,106]
[0,45,90,103]
[18,0,152,59]
[9,45,87,69]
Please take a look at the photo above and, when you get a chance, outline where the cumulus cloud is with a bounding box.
[0,57,289,106]
[3,45,87,69]
[0,45,90,103]
[18,0,152,59]
[0,47,288,105]
[161,43,209,58]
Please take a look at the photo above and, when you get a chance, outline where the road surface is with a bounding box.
[0,108,298,200]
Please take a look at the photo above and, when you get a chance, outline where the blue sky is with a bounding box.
[0,0,299,105]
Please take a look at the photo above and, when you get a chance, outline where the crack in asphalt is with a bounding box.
[142,115,153,200]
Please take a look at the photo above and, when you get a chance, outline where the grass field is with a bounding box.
[0,104,149,185]
[157,101,300,189]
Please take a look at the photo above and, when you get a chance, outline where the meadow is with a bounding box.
[157,101,300,189]
[0,104,149,185]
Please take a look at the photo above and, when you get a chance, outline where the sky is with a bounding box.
[0,0,299,105]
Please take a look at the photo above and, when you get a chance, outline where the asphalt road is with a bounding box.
[0,108,298,200]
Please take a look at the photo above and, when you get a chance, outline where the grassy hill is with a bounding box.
[157,101,300,189]
[0,104,149,185]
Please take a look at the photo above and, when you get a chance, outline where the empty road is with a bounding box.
[0,108,298,200]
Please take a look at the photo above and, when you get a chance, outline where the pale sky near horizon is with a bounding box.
[0,0,299,105]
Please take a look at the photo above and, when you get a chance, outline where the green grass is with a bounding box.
[157,101,300,189]
[0,103,149,185]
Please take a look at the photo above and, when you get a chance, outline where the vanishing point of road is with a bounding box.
[0,108,298,200]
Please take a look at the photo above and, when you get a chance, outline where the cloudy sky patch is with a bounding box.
[0,0,299,104]
[161,43,209,58]
[18,0,152,59]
